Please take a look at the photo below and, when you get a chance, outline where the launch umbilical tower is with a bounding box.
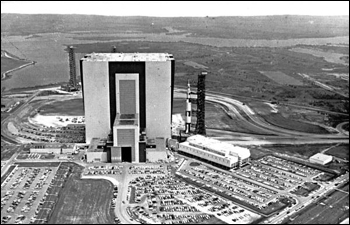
[195,71,207,135]
[68,46,77,88]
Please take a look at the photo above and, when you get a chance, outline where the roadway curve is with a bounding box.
[174,87,349,145]
[1,90,41,144]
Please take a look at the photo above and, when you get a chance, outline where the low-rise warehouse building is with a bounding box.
[309,153,333,165]
[178,135,250,169]
[29,143,74,154]
[85,138,108,163]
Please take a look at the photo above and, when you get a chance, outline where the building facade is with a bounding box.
[81,53,175,163]
[178,135,250,169]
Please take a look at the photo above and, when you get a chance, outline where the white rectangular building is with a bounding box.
[179,135,251,169]
[309,153,333,165]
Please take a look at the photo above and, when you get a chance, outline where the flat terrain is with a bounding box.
[49,163,115,224]
[325,144,349,160]
[261,114,330,134]
[290,47,349,65]
[38,98,84,116]
[2,14,348,39]
[265,144,340,158]
[259,71,305,86]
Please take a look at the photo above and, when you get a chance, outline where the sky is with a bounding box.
[1,1,349,17]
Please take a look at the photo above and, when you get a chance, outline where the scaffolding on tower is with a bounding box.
[195,71,207,135]
[68,46,77,87]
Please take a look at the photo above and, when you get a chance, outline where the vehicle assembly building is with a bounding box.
[81,53,175,163]
[178,135,251,169]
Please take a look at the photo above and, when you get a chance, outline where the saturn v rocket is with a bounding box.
[185,80,192,134]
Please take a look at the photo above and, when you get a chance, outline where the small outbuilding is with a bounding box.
[309,153,333,165]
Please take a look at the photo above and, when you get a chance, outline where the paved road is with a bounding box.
[337,121,349,136]
[175,87,349,145]
[175,86,349,116]
[1,90,41,144]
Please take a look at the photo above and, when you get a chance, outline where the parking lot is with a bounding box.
[1,165,59,224]
[177,155,326,215]
[128,174,261,224]
[129,165,166,175]
[83,165,123,176]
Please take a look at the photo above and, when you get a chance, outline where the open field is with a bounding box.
[183,61,208,69]
[286,183,349,224]
[49,163,115,224]
[265,144,340,158]
[290,47,349,65]
[261,114,330,134]
[259,71,305,86]
[38,98,84,116]
[298,44,349,54]
[2,14,348,39]
[325,144,349,160]
[1,35,348,126]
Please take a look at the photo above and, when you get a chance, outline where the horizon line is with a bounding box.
[1,13,349,18]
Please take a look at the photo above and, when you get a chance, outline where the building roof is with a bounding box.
[87,138,107,152]
[186,135,250,159]
[309,153,333,162]
[81,53,174,62]
[114,113,138,127]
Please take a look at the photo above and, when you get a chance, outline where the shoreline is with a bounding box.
[1,51,36,93]
[2,82,68,94]
[1,61,36,80]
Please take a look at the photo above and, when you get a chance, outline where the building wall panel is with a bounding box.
[145,61,172,139]
[82,61,110,143]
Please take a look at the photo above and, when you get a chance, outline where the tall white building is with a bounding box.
[81,53,175,163]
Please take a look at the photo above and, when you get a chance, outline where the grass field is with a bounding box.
[259,71,304,86]
[39,98,84,116]
[49,163,115,224]
[262,114,330,134]
[287,184,349,224]
[325,144,349,160]
[265,144,336,158]
[290,47,348,65]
